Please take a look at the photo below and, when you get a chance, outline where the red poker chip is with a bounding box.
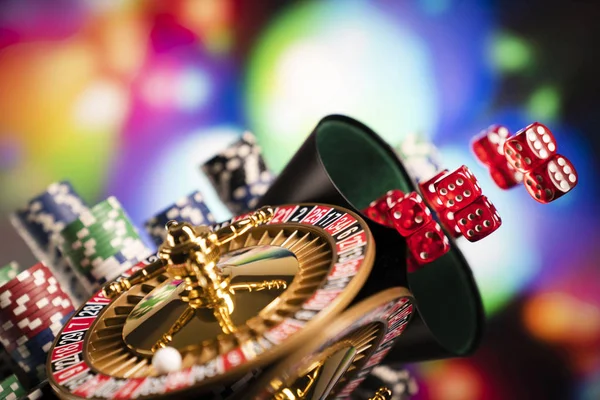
[0,263,50,293]
[6,306,72,343]
[0,291,73,327]
[0,291,73,332]
[0,274,57,308]
[0,275,61,308]
[0,279,64,317]
[0,306,70,350]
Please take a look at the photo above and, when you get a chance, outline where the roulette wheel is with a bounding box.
[45,202,412,399]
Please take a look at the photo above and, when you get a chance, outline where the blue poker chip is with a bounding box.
[144,190,215,246]
[10,181,89,264]
[7,313,72,384]
[9,343,47,382]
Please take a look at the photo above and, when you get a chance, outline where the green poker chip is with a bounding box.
[0,262,19,286]
[63,231,142,259]
[57,197,145,272]
[59,222,139,255]
[59,201,126,240]
[59,212,135,241]
[0,374,25,399]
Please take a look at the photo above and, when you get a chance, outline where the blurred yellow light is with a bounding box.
[523,292,600,344]
[178,0,231,35]
[428,362,484,400]
[84,9,149,78]
[0,39,121,205]
[0,40,96,144]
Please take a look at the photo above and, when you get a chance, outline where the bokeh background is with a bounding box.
[0,0,599,399]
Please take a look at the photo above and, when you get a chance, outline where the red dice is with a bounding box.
[389,192,431,236]
[504,122,557,173]
[406,220,450,264]
[432,165,482,212]
[417,166,502,241]
[377,189,406,211]
[438,209,462,238]
[419,169,449,211]
[363,202,390,226]
[472,125,511,167]
[472,125,523,190]
[454,195,502,241]
[385,191,451,265]
[490,164,523,190]
[523,154,578,204]
[362,189,405,226]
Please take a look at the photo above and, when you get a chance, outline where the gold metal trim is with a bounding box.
[248,288,412,400]
[86,223,336,378]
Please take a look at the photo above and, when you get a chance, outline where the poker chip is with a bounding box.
[10,182,89,264]
[59,197,152,291]
[0,263,18,287]
[6,314,72,384]
[396,133,444,183]
[0,263,75,366]
[144,190,215,246]
[0,263,49,293]
[0,374,25,400]
[10,182,91,305]
[202,131,275,214]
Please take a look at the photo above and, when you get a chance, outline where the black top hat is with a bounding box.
[258,114,484,363]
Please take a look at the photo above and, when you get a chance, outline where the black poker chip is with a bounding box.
[201,131,274,214]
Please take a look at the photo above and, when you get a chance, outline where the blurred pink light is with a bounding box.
[141,68,178,107]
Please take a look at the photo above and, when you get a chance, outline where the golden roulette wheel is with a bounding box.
[248,287,413,400]
[45,203,399,399]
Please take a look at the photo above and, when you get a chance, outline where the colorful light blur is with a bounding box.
[1,0,599,399]
[245,1,440,171]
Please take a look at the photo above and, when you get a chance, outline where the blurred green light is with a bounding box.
[244,1,439,172]
[528,86,560,121]
[490,33,531,72]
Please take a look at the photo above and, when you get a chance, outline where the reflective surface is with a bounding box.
[123,245,299,354]
[84,225,335,378]
[271,322,383,399]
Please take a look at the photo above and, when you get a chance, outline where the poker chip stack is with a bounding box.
[0,374,25,399]
[0,263,75,385]
[144,190,215,246]
[58,197,153,292]
[10,182,91,305]
[396,133,444,183]
[202,131,275,214]
[0,263,18,287]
